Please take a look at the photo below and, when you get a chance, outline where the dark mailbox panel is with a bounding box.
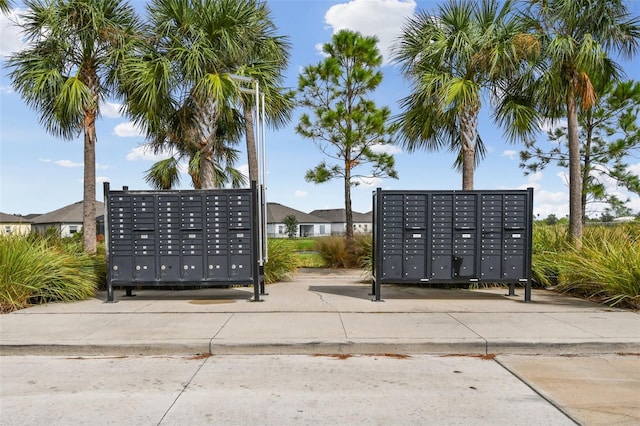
[372,188,533,302]
[105,184,261,302]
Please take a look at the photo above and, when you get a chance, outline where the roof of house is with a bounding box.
[267,203,330,224]
[0,212,31,223]
[31,201,105,224]
[308,208,372,223]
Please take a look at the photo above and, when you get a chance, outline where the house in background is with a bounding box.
[0,212,32,235]
[266,202,331,238]
[31,201,105,238]
[308,208,373,235]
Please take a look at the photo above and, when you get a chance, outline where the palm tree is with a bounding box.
[122,0,289,190]
[392,0,540,190]
[6,0,141,253]
[1,0,12,13]
[519,0,640,245]
[143,111,248,190]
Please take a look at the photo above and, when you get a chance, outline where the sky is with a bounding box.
[1,0,640,219]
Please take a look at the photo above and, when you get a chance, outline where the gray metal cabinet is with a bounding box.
[372,188,534,302]
[104,183,262,302]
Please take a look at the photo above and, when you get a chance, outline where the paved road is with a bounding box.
[2,269,639,425]
[2,353,639,425]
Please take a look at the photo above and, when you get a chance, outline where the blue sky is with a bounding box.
[1,0,639,219]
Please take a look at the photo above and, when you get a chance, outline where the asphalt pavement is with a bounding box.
[1,268,639,425]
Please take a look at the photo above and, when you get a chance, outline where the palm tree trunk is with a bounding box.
[199,143,217,189]
[567,89,583,247]
[244,105,259,184]
[83,110,97,254]
[460,105,478,190]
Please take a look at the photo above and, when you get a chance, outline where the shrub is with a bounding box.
[0,234,98,312]
[314,234,372,269]
[531,223,640,308]
[553,225,640,308]
[263,238,298,283]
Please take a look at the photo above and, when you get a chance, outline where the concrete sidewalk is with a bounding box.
[1,268,638,356]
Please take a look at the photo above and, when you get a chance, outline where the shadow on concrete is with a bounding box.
[100,287,253,302]
[308,284,508,301]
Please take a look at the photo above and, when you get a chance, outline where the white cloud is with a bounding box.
[502,150,517,160]
[532,189,568,219]
[370,144,402,154]
[101,101,122,119]
[0,85,13,94]
[526,171,543,184]
[516,172,568,219]
[324,0,417,65]
[294,190,309,198]
[126,146,170,162]
[0,9,25,58]
[96,176,110,184]
[55,160,83,168]
[38,158,83,168]
[113,122,144,138]
[539,118,567,133]
[237,164,249,184]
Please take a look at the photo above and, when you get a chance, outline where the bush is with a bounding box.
[553,225,640,308]
[263,238,298,283]
[532,223,640,309]
[314,234,372,269]
[0,234,99,312]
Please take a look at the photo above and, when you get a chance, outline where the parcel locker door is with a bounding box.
[110,256,133,281]
[382,255,403,279]
[133,256,155,281]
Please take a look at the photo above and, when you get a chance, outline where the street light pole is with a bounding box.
[230,74,268,267]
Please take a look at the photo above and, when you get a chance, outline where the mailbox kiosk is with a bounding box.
[104,182,263,302]
[372,188,534,302]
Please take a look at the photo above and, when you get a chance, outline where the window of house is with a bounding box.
[69,225,79,234]
[4,226,11,234]
[320,225,325,234]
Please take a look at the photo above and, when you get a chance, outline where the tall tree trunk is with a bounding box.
[460,105,478,190]
[244,104,259,184]
[344,165,353,241]
[83,110,97,254]
[567,89,583,247]
[199,143,217,189]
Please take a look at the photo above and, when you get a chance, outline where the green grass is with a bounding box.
[263,238,299,283]
[532,223,640,309]
[0,234,100,313]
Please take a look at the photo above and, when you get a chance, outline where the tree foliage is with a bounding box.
[6,0,142,253]
[296,29,398,240]
[393,0,540,190]
[121,0,284,190]
[515,0,640,245]
[521,80,640,219]
[282,214,298,239]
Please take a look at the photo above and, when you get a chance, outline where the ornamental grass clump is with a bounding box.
[0,234,98,312]
[554,225,640,309]
[263,238,298,284]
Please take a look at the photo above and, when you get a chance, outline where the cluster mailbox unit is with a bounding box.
[104,182,264,302]
[372,188,534,302]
